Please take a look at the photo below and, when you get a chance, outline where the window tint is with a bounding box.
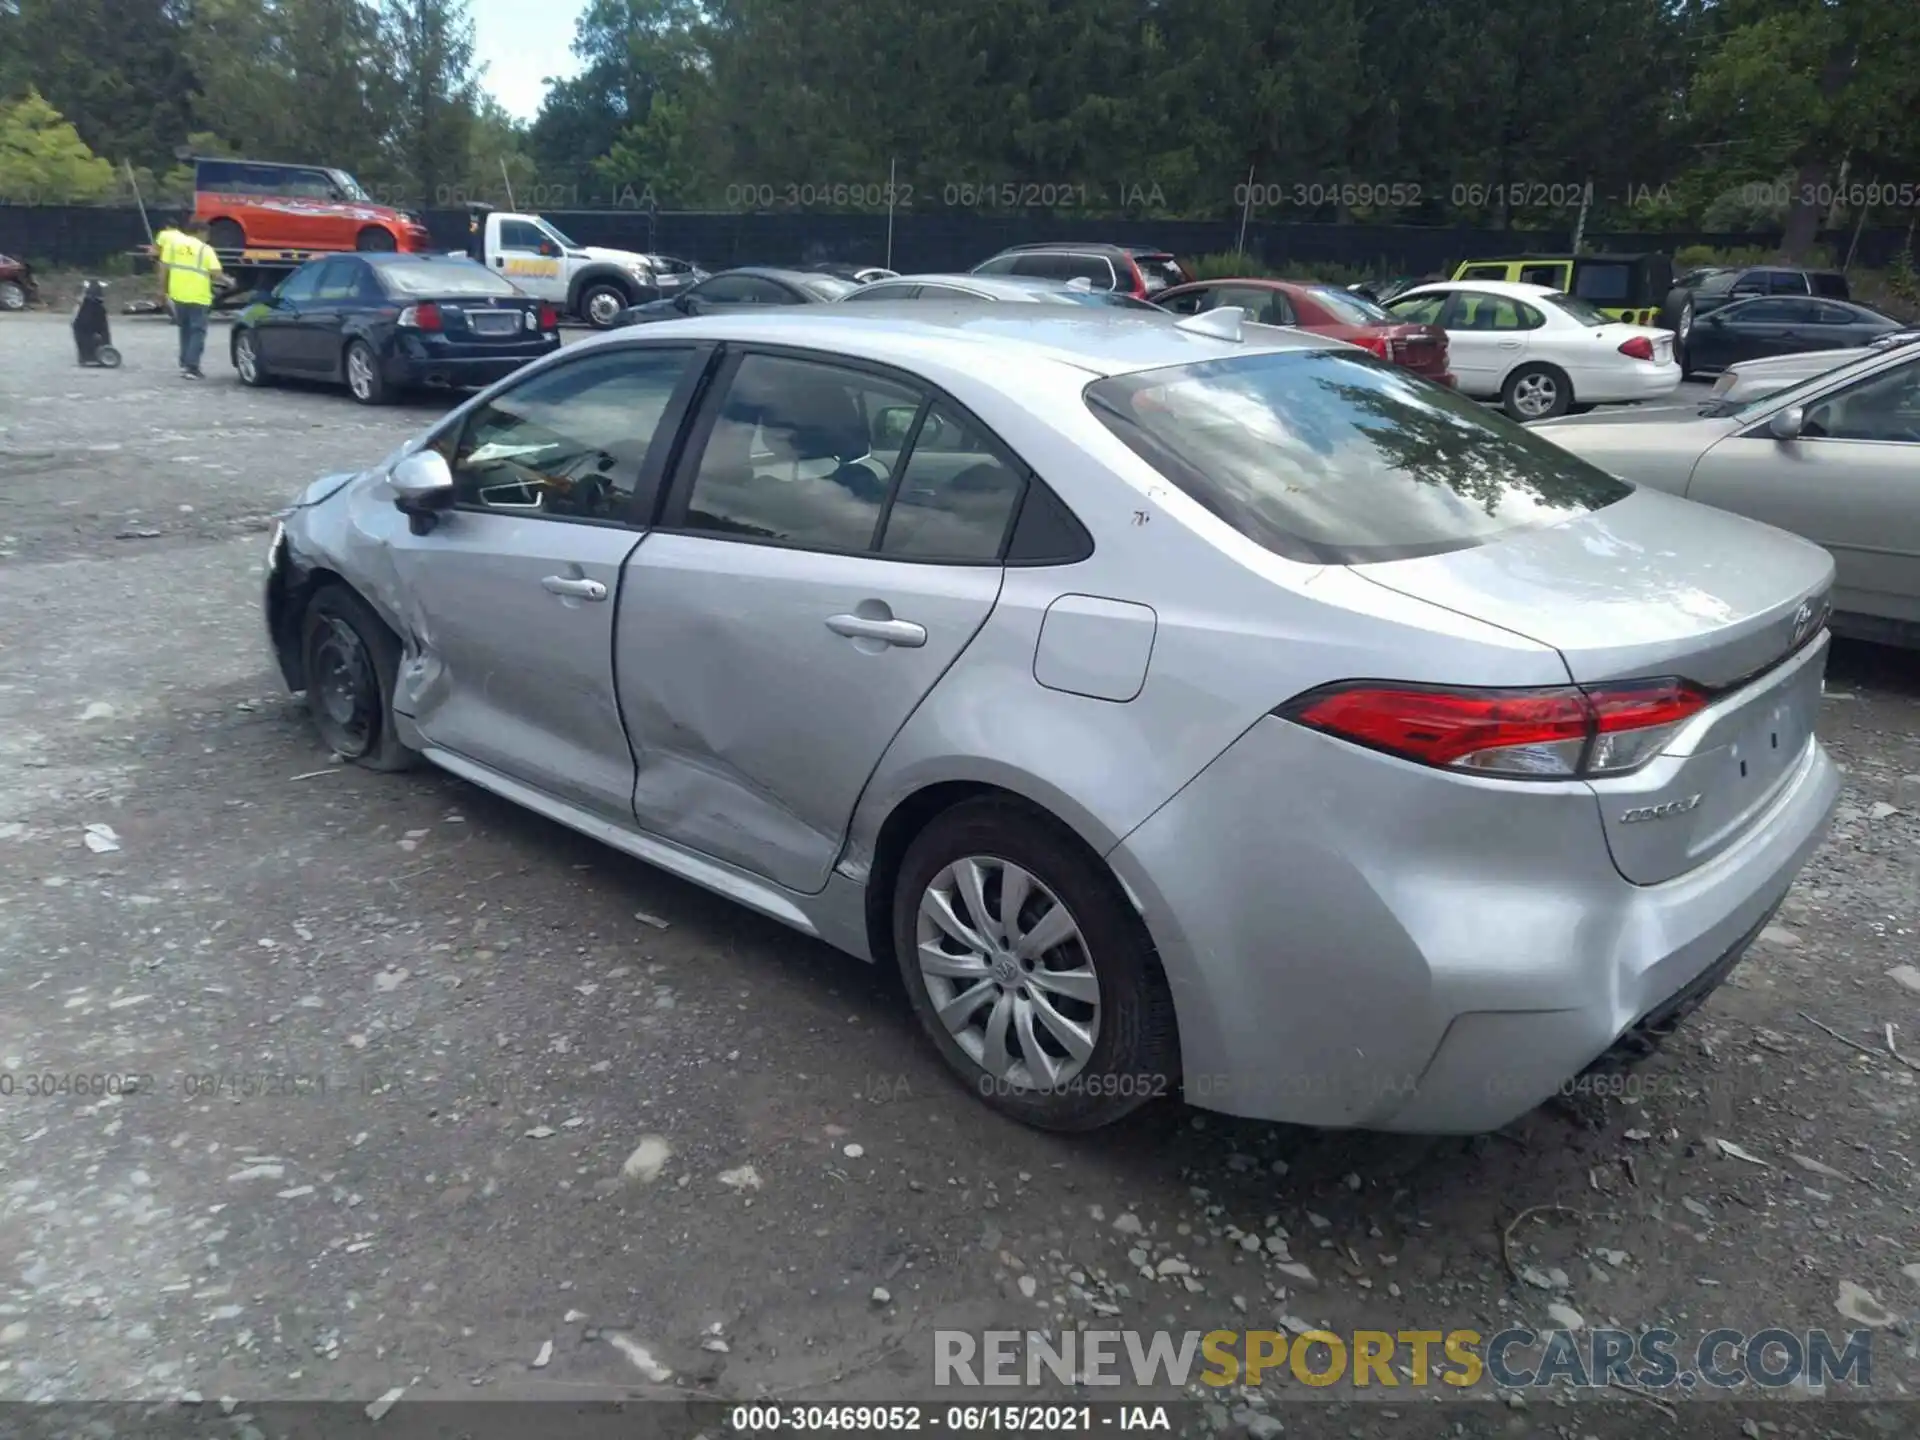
[1570,262,1631,302]
[880,403,1026,560]
[447,350,695,521]
[1765,270,1811,295]
[1802,357,1920,443]
[1728,298,1796,323]
[1085,350,1631,565]
[1812,301,1860,324]
[281,168,336,199]
[277,264,325,302]
[500,220,549,251]
[972,254,1020,275]
[1158,286,1213,316]
[1447,293,1539,330]
[1518,264,1565,288]
[380,261,519,297]
[1810,273,1850,299]
[1387,293,1446,325]
[1214,284,1290,326]
[311,259,362,302]
[682,355,923,550]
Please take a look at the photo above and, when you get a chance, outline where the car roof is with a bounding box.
[718,266,838,284]
[570,305,1347,378]
[1462,252,1657,265]
[993,242,1175,258]
[1400,279,1560,300]
[867,273,1108,297]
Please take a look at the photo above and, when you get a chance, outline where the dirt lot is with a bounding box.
[1,311,1917,1434]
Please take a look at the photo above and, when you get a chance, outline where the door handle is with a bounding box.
[1498,339,1522,349]
[542,575,607,601]
[826,613,926,647]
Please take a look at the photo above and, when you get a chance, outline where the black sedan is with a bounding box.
[614,266,858,326]
[231,253,561,405]
[1683,294,1903,375]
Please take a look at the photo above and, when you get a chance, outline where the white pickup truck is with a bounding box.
[461,205,694,328]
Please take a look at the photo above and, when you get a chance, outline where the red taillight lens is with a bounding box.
[1618,335,1655,361]
[1123,257,1148,298]
[1350,333,1396,362]
[1277,679,1710,779]
[398,302,442,331]
[537,303,559,330]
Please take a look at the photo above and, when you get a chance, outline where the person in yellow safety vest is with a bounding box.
[152,222,184,313]
[156,220,225,380]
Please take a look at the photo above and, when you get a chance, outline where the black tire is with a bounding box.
[578,281,631,329]
[299,584,417,772]
[355,226,398,253]
[232,329,270,386]
[207,218,244,251]
[891,797,1178,1131]
[343,339,389,405]
[1659,287,1695,376]
[1501,362,1571,421]
[0,279,26,311]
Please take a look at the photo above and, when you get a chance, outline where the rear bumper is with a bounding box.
[1582,360,1683,404]
[386,337,557,388]
[1105,713,1838,1132]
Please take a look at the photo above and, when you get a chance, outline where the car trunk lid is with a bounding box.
[1352,486,1834,884]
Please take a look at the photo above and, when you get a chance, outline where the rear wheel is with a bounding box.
[892,797,1178,1131]
[355,226,398,253]
[579,282,630,329]
[0,280,26,311]
[207,219,244,251]
[344,339,388,405]
[233,330,270,386]
[95,345,122,369]
[299,584,416,771]
[1661,288,1695,375]
[1502,363,1571,421]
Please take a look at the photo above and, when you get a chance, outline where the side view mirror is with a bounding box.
[390,448,455,533]
[1768,406,1805,441]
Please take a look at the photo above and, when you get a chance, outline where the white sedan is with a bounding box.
[1385,279,1681,420]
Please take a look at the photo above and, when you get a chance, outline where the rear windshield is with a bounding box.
[1571,262,1632,302]
[379,261,520,297]
[1810,272,1850,299]
[1542,292,1617,327]
[1084,351,1632,564]
[1309,286,1394,325]
[800,276,859,300]
[1133,255,1186,290]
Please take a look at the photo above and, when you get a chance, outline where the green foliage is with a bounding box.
[1184,252,1277,280]
[0,91,118,203]
[1672,243,1834,270]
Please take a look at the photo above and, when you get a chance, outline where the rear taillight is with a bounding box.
[1276,678,1710,779]
[1349,334,1396,362]
[1618,336,1656,361]
[1123,256,1149,298]
[537,303,559,330]
[397,302,442,331]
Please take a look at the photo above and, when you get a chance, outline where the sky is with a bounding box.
[468,0,591,122]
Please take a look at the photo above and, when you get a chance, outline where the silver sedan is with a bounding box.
[1706,329,1920,405]
[265,305,1838,1133]
[1535,343,1920,646]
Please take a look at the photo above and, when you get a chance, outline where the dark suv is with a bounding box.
[1676,265,1851,318]
[971,243,1187,300]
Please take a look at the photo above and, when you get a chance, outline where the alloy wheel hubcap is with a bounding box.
[237,338,256,381]
[348,349,372,397]
[916,856,1100,1089]
[314,618,374,755]
[1513,374,1558,416]
[589,292,620,324]
[0,282,23,311]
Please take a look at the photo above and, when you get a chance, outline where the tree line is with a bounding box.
[3,0,1919,260]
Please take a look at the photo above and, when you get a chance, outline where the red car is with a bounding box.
[1157,278,1453,385]
[0,252,35,311]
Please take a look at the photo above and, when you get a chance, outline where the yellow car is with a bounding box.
[1450,253,1681,329]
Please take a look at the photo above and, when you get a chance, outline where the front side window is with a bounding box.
[1085,350,1631,564]
[447,349,696,521]
[1214,284,1291,326]
[1446,293,1539,330]
[880,403,1026,561]
[1802,357,1920,443]
[311,259,362,302]
[1765,270,1812,295]
[276,264,325,303]
[1386,293,1447,325]
[681,355,922,549]
[282,168,337,200]
[499,221,549,251]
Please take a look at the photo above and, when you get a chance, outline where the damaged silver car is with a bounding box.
[266,305,1837,1134]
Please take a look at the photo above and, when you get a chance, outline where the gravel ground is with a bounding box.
[1,312,1917,1434]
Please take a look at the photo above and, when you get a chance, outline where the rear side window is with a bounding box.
[1084,351,1632,564]
[879,402,1027,561]
[1765,270,1811,295]
[1133,255,1185,291]
[1457,264,1509,281]
[1571,263,1631,302]
[1810,273,1850,299]
[1015,253,1114,287]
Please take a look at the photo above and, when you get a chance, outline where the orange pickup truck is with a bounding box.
[193,157,432,255]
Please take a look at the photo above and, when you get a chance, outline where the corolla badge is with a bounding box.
[1620,794,1702,824]
[1790,599,1819,647]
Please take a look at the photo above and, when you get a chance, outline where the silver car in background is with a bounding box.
[265,305,1838,1134]
[1536,342,1920,647]
[1706,328,1920,405]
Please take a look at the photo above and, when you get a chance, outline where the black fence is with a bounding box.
[2,203,1911,277]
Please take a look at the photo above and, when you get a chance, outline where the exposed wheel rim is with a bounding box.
[312,617,377,757]
[0,282,24,311]
[235,334,258,383]
[587,290,622,325]
[347,347,374,400]
[1678,306,1693,343]
[1511,372,1559,417]
[915,856,1100,1090]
